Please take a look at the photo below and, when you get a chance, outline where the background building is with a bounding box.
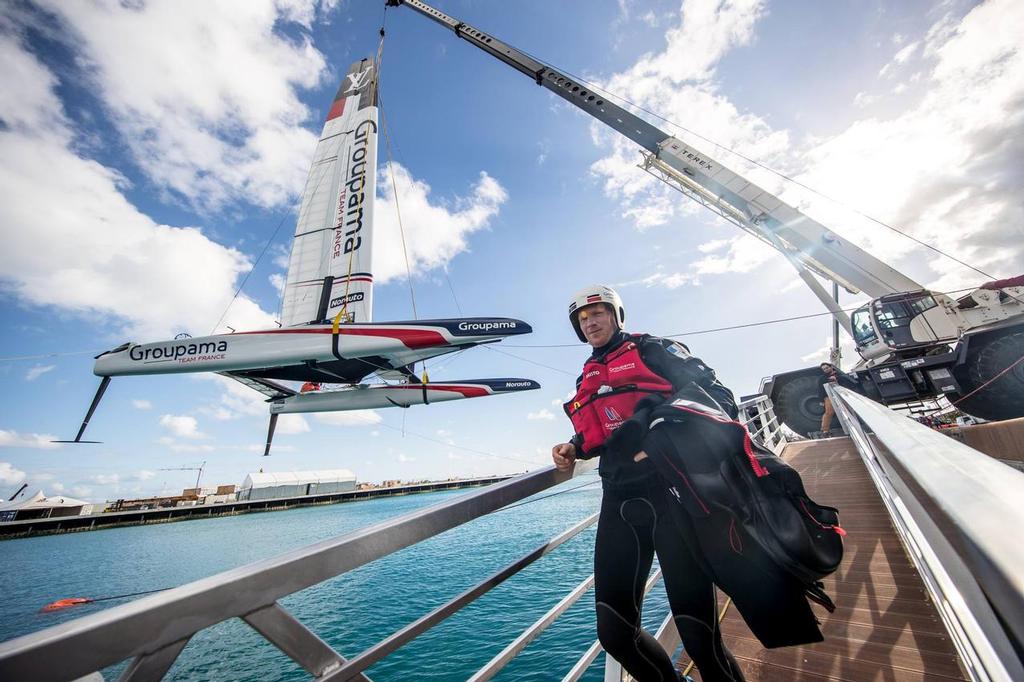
[237,470,356,501]
[0,491,94,522]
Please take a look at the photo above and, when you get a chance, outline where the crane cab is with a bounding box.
[852,291,961,362]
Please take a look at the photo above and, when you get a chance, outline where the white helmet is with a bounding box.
[568,284,625,342]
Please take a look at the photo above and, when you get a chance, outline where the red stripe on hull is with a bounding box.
[234,327,447,349]
[386,385,490,398]
[326,97,346,121]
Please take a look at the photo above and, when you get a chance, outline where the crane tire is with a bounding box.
[774,375,824,436]
[953,331,1024,421]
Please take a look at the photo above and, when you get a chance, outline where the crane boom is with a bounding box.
[389,0,925,331]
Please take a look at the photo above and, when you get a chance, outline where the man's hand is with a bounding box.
[552,442,577,472]
[633,450,648,462]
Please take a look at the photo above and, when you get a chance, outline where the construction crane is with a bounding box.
[158,461,206,492]
[388,0,1024,434]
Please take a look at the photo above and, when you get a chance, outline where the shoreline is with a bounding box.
[0,476,512,541]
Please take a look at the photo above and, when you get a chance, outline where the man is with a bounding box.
[551,284,745,682]
[818,362,859,435]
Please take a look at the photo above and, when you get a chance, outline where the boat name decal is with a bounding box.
[457,321,517,333]
[333,119,377,259]
[129,341,229,363]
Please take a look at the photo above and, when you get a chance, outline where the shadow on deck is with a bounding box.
[682,437,968,682]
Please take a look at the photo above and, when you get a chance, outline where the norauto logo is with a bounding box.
[457,321,517,333]
[129,341,228,363]
[504,381,532,388]
[330,292,364,308]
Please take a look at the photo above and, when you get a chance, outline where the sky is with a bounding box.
[1,0,1021,503]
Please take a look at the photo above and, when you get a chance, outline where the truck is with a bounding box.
[388,0,1024,435]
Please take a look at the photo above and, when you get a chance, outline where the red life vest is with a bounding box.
[563,336,674,455]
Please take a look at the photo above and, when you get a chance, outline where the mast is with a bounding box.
[389,0,926,335]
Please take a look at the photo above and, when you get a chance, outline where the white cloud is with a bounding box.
[0,462,26,485]
[551,389,576,407]
[0,429,60,449]
[25,364,55,381]
[880,41,919,77]
[71,486,93,498]
[159,414,206,439]
[527,409,555,421]
[0,27,277,339]
[800,335,857,367]
[314,410,382,426]
[132,399,153,410]
[276,414,310,434]
[373,164,508,282]
[38,0,328,211]
[132,470,156,481]
[269,273,286,296]
[157,436,216,453]
[795,0,1024,287]
[51,482,66,493]
[90,473,120,486]
[205,374,268,419]
[589,1,787,233]
[592,0,1024,294]
[398,453,416,462]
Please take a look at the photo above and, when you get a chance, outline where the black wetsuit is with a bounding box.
[571,332,746,682]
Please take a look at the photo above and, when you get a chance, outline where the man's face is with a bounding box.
[578,303,617,347]
[821,364,835,375]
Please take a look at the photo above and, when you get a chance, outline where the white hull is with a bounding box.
[270,379,540,413]
[94,318,531,378]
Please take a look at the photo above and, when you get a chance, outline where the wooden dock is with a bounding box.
[681,437,968,681]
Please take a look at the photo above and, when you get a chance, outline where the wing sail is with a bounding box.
[280,58,379,327]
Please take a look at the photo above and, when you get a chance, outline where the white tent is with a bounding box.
[238,469,356,501]
[0,490,94,522]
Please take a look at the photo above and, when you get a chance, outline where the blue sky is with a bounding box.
[1,0,1021,502]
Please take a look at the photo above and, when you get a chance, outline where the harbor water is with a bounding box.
[0,476,677,680]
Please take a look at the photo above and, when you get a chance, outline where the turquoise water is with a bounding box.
[0,477,675,680]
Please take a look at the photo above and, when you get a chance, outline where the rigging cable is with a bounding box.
[210,129,337,335]
[372,92,465,317]
[0,286,982,364]
[376,43,419,322]
[210,209,292,336]
[516,47,1009,286]
[501,285,989,348]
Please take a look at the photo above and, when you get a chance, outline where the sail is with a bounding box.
[279,58,379,327]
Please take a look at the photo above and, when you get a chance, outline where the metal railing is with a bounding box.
[28,385,1022,682]
[0,460,607,681]
[828,385,1024,682]
[737,393,788,454]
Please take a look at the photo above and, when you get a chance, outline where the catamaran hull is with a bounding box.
[269,379,540,413]
[93,318,531,380]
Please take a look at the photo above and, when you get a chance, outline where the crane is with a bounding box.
[158,461,206,493]
[388,0,1024,433]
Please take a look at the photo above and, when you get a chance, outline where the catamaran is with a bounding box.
[66,57,540,454]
